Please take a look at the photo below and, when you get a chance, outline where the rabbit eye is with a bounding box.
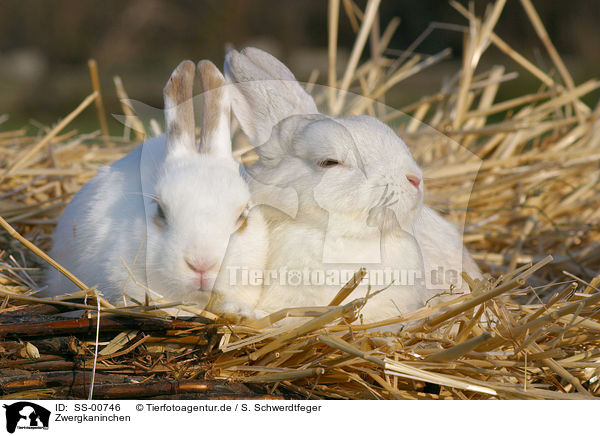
[154,202,167,225]
[318,159,341,168]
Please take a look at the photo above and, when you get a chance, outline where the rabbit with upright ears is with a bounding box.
[225,47,481,324]
[45,59,268,318]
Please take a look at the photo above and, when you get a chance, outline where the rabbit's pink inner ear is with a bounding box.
[164,60,197,158]
[197,60,233,160]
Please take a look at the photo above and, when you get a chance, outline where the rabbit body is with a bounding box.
[45,60,268,318]
[226,48,481,323]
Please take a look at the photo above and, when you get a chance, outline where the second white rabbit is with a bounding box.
[225,47,481,324]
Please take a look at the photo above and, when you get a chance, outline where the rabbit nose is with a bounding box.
[406,175,421,188]
[185,258,217,274]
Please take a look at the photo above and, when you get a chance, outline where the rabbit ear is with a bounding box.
[164,60,196,158]
[225,47,318,146]
[197,60,233,159]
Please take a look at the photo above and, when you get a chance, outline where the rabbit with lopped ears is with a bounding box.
[225,47,482,325]
[44,59,268,319]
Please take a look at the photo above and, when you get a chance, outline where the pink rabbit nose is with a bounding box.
[407,175,421,188]
[185,258,217,275]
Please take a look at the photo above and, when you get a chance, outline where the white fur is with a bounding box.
[226,48,482,324]
[45,61,268,318]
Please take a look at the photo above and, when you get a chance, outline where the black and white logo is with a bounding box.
[3,402,50,434]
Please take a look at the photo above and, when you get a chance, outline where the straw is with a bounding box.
[87,59,110,146]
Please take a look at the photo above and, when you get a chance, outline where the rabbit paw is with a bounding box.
[217,300,258,322]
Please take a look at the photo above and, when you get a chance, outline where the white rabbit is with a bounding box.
[225,47,481,324]
[45,59,268,318]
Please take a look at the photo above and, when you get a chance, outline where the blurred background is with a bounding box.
[1,0,599,133]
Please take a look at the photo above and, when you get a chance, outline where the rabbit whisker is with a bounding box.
[123,191,161,202]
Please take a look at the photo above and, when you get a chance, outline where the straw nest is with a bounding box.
[1,0,600,400]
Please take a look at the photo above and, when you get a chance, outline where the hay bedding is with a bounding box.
[1,0,600,400]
